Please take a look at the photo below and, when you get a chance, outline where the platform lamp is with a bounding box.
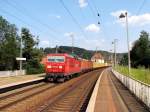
[119,12,131,75]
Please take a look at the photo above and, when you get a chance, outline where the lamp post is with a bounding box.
[119,12,131,74]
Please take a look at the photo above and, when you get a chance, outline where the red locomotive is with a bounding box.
[45,53,81,82]
[44,53,108,82]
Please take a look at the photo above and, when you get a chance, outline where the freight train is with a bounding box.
[45,53,108,82]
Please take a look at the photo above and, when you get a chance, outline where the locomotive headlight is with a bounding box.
[47,65,52,68]
[59,66,62,69]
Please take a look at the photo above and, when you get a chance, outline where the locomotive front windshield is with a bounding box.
[47,56,65,62]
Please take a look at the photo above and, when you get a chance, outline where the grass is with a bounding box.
[114,66,150,85]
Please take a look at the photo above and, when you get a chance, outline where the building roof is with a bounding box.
[91,52,104,60]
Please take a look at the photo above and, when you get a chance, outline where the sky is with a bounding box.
[0,0,150,53]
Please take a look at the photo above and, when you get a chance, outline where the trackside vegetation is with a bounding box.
[114,66,150,85]
[118,31,150,85]
[0,16,44,74]
[120,31,150,68]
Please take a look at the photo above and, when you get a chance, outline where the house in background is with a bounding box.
[91,52,104,63]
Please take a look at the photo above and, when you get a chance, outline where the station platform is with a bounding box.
[0,74,45,87]
[86,68,149,112]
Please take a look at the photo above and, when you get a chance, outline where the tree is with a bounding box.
[130,31,150,68]
[0,16,44,73]
[0,16,19,70]
[82,51,91,59]
[119,53,128,65]
[21,28,44,74]
[21,28,36,61]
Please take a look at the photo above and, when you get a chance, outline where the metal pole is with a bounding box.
[55,45,58,53]
[110,50,113,66]
[125,12,131,74]
[114,40,116,67]
[113,41,115,67]
[112,42,114,67]
[20,34,22,71]
[96,47,98,54]
[70,34,74,53]
[111,52,113,66]
[113,39,117,68]
[49,41,50,48]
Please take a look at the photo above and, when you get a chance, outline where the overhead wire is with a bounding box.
[90,0,99,15]
[87,0,101,24]
[0,7,42,33]
[78,7,87,24]
[89,0,109,40]
[3,0,61,39]
[59,0,87,39]
[77,0,95,27]
[136,0,146,15]
[9,0,60,34]
[86,0,98,22]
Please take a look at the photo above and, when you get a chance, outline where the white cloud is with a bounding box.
[49,14,61,19]
[128,13,150,26]
[119,13,150,27]
[64,32,75,37]
[56,15,61,19]
[79,0,88,8]
[41,40,49,45]
[111,10,150,27]
[41,40,50,47]
[102,39,105,42]
[85,24,100,33]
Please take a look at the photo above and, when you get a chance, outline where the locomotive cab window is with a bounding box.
[47,56,65,62]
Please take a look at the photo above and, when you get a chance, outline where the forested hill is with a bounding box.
[43,46,125,61]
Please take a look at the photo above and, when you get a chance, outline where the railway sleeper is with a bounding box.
[51,105,74,109]
[51,108,73,111]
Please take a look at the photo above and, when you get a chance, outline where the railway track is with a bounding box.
[34,69,102,112]
[0,69,103,112]
[0,78,44,94]
[1,68,148,112]
[0,82,57,112]
[109,69,149,112]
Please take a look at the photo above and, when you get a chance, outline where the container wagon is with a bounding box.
[80,59,93,73]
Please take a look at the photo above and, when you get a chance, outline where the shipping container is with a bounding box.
[80,59,93,72]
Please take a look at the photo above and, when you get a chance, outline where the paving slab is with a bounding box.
[87,68,149,112]
[0,74,45,87]
[94,69,128,112]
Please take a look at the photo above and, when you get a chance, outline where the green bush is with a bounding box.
[26,59,45,74]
